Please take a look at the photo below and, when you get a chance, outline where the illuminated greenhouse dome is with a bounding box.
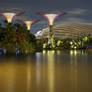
[36,23,92,39]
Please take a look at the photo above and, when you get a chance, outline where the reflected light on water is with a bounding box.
[26,57,31,92]
[5,64,15,92]
[69,50,88,92]
[57,50,61,55]
[36,53,41,86]
[70,50,78,56]
[0,50,92,92]
[70,50,78,92]
[47,50,55,92]
[70,50,88,56]
[43,50,46,55]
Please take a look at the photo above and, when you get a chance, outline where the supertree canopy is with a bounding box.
[23,20,40,31]
[37,12,66,26]
[0,9,25,23]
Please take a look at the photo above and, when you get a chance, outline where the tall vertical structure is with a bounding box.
[37,12,66,44]
[0,9,24,23]
[17,19,40,54]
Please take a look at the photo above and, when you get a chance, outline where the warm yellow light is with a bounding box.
[47,50,55,92]
[57,50,61,55]
[27,25,31,30]
[43,50,46,54]
[74,46,77,49]
[74,50,77,55]
[3,13,16,23]
[45,14,58,25]
[24,21,33,30]
[70,50,77,56]
[70,50,74,55]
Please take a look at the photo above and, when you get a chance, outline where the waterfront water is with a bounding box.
[0,50,92,92]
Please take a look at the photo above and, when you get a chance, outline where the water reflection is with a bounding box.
[70,50,78,92]
[4,64,15,92]
[36,53,41,86]
[47,51,55,92]
[26,57,31,92]
[0,50,92,92]
[70,50,88,56]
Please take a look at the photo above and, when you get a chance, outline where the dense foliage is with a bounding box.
[0,21,41,55]
[38,34,92,50]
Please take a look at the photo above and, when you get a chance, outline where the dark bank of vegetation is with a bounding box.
[0,20,41,55]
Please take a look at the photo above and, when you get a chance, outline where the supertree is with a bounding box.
[16,19,40,53]
[0,9,25,23]
[23,20,40,31]
[37,12,66,43]
[16,18,40,31]
[37,12,66,44]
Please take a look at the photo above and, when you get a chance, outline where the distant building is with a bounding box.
[35,23,92,39]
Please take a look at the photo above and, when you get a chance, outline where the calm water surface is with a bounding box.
[0,50,92,92]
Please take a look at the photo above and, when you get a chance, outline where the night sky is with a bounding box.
[0,0,92,34]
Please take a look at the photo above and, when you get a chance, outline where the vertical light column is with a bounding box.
[26,58,31,92]
[70,50,78,92]
[47,50,55,92]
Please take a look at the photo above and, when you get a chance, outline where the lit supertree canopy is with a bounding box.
[0,9,25,23]
[37,12,66,26]
[23,20,40,30]
[17,19,40,31]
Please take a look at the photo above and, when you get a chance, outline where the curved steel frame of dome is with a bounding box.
[36,24,92,39]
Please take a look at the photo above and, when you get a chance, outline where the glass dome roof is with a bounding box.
[36,23,92,39]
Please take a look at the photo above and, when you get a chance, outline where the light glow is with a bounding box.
[24,21,33,30]
[24,20,40,30]
[2,13,16,23]
[0,9,24,23]
[45,14,59,25]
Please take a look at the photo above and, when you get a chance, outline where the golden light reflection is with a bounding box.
[57,50,61,55]
[36,53,41,86]
[70,50,78,91]
[0,64,16,92]
[26,58,31,92]
[43,50,46,55]
[70,50,81,56]
[70,50,87,56]
[7,65,15,92]
[47,50,55,92]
